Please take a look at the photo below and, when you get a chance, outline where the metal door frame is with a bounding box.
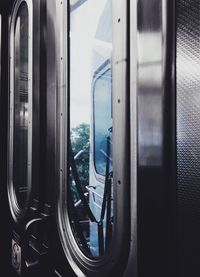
[55,0,130,276]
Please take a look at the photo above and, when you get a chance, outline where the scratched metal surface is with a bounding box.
[177,0,200,276]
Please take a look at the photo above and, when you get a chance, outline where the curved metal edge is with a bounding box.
[8,0,33,223]
[25,217,43,232]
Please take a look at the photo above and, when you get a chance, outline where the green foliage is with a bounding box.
[71,123,90,190]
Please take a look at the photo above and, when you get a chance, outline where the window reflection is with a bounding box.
[68,0,113,257]
[13,3,29,210]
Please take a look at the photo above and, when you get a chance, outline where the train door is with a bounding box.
[53,0,176,276]
[8,0,50,275]
[54,0,130,276]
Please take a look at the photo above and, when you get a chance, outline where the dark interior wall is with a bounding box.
[0,0,16,276]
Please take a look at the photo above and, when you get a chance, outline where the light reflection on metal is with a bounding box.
[138,0,167,167]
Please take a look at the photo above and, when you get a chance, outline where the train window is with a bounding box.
[8,0,33,219]
[93,66,112,176]
[68,0,113,257]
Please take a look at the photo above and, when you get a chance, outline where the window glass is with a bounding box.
[13,3,29,210]
[94,67,112,176]
[68,0,113,257]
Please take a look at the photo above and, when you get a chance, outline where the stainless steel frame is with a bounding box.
[123,0,138,275]
[8,0,33,222]
[125,0,169,276]
[56,0,130,276]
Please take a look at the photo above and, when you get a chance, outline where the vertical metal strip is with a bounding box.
[123,0,137,275]
[112,0,129,243]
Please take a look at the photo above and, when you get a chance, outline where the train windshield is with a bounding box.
[68,0,113,257]
[13,3,29,211]
[93,67,112,176]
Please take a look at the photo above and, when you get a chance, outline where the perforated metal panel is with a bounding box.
[177,0,200,276]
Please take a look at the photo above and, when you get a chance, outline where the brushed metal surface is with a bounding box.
[177,0,200,276]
